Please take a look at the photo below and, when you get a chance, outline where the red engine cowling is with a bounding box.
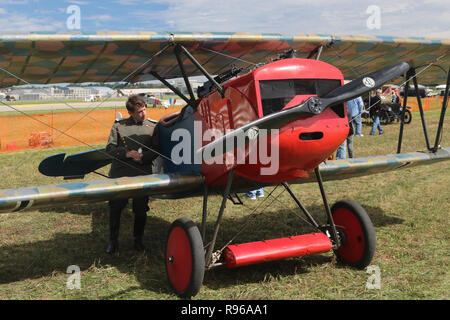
[197,58,348,185]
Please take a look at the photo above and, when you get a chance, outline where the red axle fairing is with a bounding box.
[223,233,332,268]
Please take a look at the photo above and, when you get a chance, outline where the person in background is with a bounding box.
[336,96,360,159]
[369,89,384,135]
[352,96,364,137]
[392,88,401,104]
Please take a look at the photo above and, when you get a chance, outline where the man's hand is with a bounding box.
[126,150,143,162]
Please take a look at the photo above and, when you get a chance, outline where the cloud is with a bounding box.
[84,14,113,21]
[113,0,139,5]
[0,0,29,4]
[133,0,315,33]
[0,0,448,37]
[0,12,64,32]
[66,0,91,5]
[135,0,449,38]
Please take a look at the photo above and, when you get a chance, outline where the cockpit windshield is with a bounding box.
[259,79,341,116]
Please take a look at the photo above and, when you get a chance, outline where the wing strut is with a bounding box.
[412,67,432,150]
[433,66,450,152]
[150,71,193,106]
[397,69,412,153]
[307,45,324,60]
[398,66,449,153]
[154,43,228,109]
[306,37,335,60]
[175,44,225,98]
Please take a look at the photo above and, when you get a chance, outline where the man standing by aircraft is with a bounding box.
[105,95,160,254]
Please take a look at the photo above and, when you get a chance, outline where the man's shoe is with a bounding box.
[134,238,146,252]
[106,241,119,254]
[379,131,384,135]
[245,192,256,200]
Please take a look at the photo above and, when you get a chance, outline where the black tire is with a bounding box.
[331,200,376,269]
[389,112,396,123]
[380,110,390,125]
[165,217,205,298]
[403,109,412,124]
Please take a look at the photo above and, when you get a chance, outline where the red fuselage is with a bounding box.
[196,58,349,185]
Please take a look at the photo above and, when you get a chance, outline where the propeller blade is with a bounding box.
[321,62,410,106]
[197,62,410,162]
[198,100,317,160]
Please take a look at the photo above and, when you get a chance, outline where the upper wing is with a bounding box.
[0,32,448,87]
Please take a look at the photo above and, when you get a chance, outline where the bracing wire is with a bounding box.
[0,41,175,174]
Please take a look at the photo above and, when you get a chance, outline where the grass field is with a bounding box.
[0,109,448,300]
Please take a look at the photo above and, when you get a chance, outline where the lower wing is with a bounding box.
[0,148,448,214]
[295,147,450,184]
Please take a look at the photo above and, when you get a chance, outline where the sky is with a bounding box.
[0,0,448,38]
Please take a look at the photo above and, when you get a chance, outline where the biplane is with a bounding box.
[0,32,449,298]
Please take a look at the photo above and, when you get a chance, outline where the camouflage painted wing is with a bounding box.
[1,148,448,214]
[0,173,204,214]
[0,32,448,87]
[295,147,450,184]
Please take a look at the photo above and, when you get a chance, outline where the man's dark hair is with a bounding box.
[126,95,146,112]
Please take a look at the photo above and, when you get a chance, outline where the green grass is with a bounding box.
[0,110,448,300]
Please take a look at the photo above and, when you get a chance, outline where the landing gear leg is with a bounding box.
[205,169,234,268]
[314,167,340,248]
[314,168,376,269]
[165,169,235,298]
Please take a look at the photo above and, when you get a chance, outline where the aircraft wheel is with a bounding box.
[165,217,205,298]
[331,200,376,269]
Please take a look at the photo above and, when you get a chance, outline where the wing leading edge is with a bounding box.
[295,147,450,184]
[0,32,448,87]
[0,173,204,214]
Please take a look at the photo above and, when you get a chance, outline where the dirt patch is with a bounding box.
[0,97,445,153]
[405,96,444,112]
[0,107,181,153]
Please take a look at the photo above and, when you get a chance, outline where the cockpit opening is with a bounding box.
[259,79,344,117]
